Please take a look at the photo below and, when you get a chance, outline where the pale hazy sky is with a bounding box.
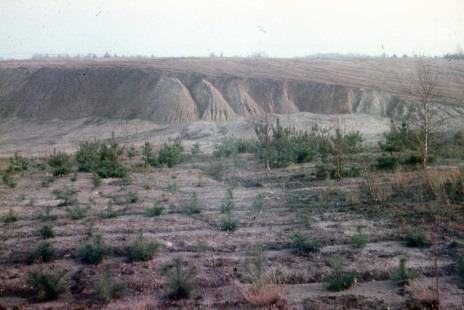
[1,0,463,59]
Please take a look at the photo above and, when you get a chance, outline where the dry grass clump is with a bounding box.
[240,282,283,307]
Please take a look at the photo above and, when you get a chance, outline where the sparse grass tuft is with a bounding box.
[164,256,197,300]
[126,230,159,262]
[27,269,66,302]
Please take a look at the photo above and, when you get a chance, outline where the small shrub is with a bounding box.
[26,270,65,302]
[48,151,73,176]
[351,225,368,248]
[376,156,399,170]
[242,244,282,306]
[127,192,138,204]
[76,140,128,178]
[67,204,88,220]
[37,206,57,222]
[126,145,137,159]
[402,229,430,248]
[220,188,234,213]
[76,234,109,265]
[391,256,416,286]
[126,230,159,262]
[456,256,464,289]
[191,143,201,155]
[315,163,330,180]
[323,256,356,291]
[100,201,118,219]
[157,140,184,167]
[3,209,18,223]
[141,142,157,167]
[70,173,78,182]
[185,192,201,215]
[94,265,125,303]
[6,153,29,173]
[164,256,197,300]
[168,181,178,193]
[38,225,55,239]
[27,242,56,264]
[219,211,238,232]
[52,186,77,207]
[252,193,264,211]
[145,203,164,217]
[40,176,54,187]
[291,233,321,255]
[2,173,16,188]
[92,173,102,188]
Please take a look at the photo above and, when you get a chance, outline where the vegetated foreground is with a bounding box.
[0,123,463,309]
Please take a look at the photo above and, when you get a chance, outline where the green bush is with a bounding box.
[220,188,234,213]
[94,265,125,303]
[40,176,54,187]
[291,233,321,255]
[38,225,55,239]
[127,192,138,204]
[26,270,65,302]
[92,173,102,188]
[351,225,368,248]
[185,192,201,215]
[252,193,264,211]
[126,231,159,262]
[141,142,157,167]
[27,242,56,264]
[323,256,356,291]
[315,163,330,179]
[402,229,430,248]
[2,173,16,188]
[219,211,238,232]
[391,256,416,286]
[3,209,18,223]
[6,153,29,173]
[76,140,128,178]
[37,206,57,222]
[376,156,399,170]
[457,256,464,289]
[164,256,197,300]
[100,201,118,219]
[145,203,164,217]
[76,234,109,265]
[67,204,88,220]
[48,151,73,176]
[52,186,77,206]
[191,143,201,155]
[157,140,184,167]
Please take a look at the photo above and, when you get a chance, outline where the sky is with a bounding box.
[1,0,463,59]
